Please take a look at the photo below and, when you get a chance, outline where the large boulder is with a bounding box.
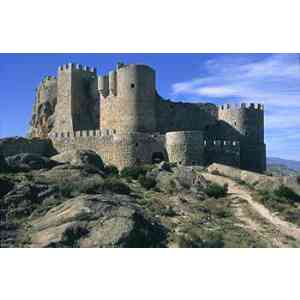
[148,165,208,193]
[1,183,50,219]
[51,150,104,170]
[207,163,280,191]
[5,153,59,171]
[29,194,166,248]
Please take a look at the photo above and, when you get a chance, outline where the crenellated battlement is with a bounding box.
[204,140,240,147]
[49,129,118,140]
[58,63,97,74]
[218,103,264,111]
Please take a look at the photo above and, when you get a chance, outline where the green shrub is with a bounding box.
[58,181,80,198]
[204,183,228,199]
[175,231,225,248]
[104,165,119,177]
[103,178,131,195]
[138,175,157,190]
[78,176,104,194]
[274,185,300,203]
[120,165,154,180]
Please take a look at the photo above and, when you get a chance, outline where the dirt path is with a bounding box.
[202,173,300,244]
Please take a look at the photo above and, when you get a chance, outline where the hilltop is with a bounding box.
[1,150,300,248]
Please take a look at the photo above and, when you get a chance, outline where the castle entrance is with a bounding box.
[152,152,165,164]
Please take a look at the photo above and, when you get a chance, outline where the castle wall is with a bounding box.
[217,103,265,172]
[218,103,264,144]
[49,131,166,170]
[54,64,73,133]
[71,65,99,131]
[156,100,218,134]
[204,140,240,168]
[53,64,99,134]
[30,62,266,174]
[0,138,54,157]
[166,131,205,166]
[100,64,157,134]
[240,143,266,173]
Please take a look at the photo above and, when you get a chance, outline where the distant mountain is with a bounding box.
[267,157,300,175]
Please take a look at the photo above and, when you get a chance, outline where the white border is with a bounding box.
[1,0,300,52]
[1,1,300,299]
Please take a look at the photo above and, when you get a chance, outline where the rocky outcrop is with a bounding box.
[207,163,280,190]
[51,150,104,171]
[28,77,57,138]
[29,194,166,248]
[5,153,60,171]
[148,165,208,193]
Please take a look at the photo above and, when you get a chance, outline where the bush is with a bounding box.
[274,185,300,203]
[104,164,119,177]
[57,176,105,197]
[138,175,157,190]
[175,231,225,248]
[78,176,104,194]
[58,181,80,198]
[204,183,228,199]
[120,165,154,180]
[103,178,131,195]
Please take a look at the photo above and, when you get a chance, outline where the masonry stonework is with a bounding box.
[28,62,266,173]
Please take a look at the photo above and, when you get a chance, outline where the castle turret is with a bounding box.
[218,103,266,172]
[100,63,157,134]
[166,131,205,166]
[218,103,264,144]
[53,63,99,134]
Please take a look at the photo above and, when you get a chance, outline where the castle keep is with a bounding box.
[29,62,266,172]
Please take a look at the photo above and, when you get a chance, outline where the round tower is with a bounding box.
[100,64,157,134]
[166,131,204,166]
[218,103,264,144]
[218,103,266,172]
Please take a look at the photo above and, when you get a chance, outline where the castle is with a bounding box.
[29,62,266,172]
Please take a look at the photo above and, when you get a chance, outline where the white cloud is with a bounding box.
[172,54,300,107]
[171,54,300,160]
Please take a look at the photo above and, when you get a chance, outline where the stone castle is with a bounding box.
[28,62,266,172]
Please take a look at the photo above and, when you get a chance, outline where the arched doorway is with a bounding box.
[151,152,165,164]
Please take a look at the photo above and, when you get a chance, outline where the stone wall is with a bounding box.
[156,99,218,134]
[217,103,265,172]
[29,62,266,173]
[240,143,266,173]
[50,131,166,169]
[0,137,54,157]
[166,131,205,166]
[204,139,240,168]
[53,64,99,134]
[100,64,157,134]
[218,103,264,144]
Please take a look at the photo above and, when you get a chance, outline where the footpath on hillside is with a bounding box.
[202,172,300,247]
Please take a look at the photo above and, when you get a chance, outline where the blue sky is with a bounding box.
[0,54,299,160]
